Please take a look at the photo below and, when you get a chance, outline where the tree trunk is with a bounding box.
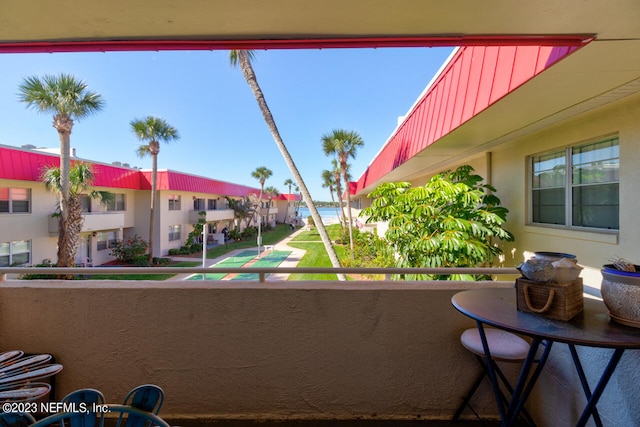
[148,152,157,264]
[343,170,355,261]
[57,131,73,267]
[237,51,345,280]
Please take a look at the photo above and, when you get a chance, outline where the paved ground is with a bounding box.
[170,227,308,281]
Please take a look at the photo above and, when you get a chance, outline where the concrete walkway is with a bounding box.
[170,227,308,281]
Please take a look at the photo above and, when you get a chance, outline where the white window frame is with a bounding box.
[168,195,181,211]
[168,225,181,241]
[0,240,31,266]
[0,188,31,214]
[106,193,126,211]
[529,136,619,231]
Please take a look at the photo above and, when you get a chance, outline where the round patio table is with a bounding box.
[452,288,640,427]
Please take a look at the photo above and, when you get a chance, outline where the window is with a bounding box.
[208,199,217,210]
[106,194,126,211]
[169,225,181,241]
[0,188,31,213]
[0,240,31,266]
[531,136,619,230]
[79,195,92,212]
[168,195,181,211]
[97,231,119,251]
[193,198,205,211]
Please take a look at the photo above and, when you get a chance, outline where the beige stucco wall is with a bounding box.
[489,92,640,288]
[1,280,638,425]
[0,180,59,264]
[0,280,512,421]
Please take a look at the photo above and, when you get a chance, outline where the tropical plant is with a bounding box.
[330,159,346,227]
[110,235,149,265]
[251,166,273,253]
[321,168,342,224]
[41,162,114,270]
[361,165,515,280]
[226,196,257,232]
[131,116,180,264]
[283,178,294,223]
[18,73,104,267]
[229,50,345,280]
[322,129,364,260]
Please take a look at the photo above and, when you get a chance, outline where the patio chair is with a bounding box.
[30,404,170,427]
[61,388,105,427]
[122,384,164,415]
[0,412,36,427]
[452,328,536,426]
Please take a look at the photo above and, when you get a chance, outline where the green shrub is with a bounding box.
[167,248,180,256]
[110,235,149,264]
[153,257,171,266]
[133,255,149,267]
[307,215,315,227]
[179,246,191,255]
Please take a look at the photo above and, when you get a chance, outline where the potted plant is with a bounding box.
[601,258,640,327]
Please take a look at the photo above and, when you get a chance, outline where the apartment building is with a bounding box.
[0,144,296,266]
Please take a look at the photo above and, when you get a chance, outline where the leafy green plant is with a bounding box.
[362,165,514,280]
[110,235,149,264]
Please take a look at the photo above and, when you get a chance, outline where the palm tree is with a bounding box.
[18,73,104,267]
[42,162,113,270]
[264,185,280,227]
[321,169,342,224]
[322,129,364,260]
[131,116,180,264]
[283,178,294,224]
[330,158,346,228]
[230,50,345,279]
[251,166,273,254]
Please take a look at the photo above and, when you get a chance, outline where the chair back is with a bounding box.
[122,384,164,414]
[61,388,105,427]
[30,404,170,427]
[0,412,36,427]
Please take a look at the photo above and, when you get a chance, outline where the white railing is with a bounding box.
[0,266,520,282]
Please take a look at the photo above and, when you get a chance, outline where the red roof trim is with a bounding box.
[0,146,259,195]
[355,43,584,193]
[0,35,592,54]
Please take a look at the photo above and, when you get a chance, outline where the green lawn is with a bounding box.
[287,241,347,280]
[86,261,201,280]
[290,223,342,241]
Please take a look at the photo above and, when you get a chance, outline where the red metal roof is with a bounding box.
[275,193,301,201]
[140,170,260,197]
[354,44,580,194]
[0,145,259,195]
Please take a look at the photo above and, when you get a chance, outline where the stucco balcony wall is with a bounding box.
[1,280,638,425]
[47,212,125,235]
[0,280,505,421]
[188,209,235,224]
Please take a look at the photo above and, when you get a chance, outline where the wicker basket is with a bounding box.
[516,277,584,321]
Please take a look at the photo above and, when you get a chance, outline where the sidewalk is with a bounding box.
[170,227,307,281]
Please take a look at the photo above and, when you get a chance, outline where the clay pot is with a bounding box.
[601,265,640,327]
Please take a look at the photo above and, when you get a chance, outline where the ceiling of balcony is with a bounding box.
[2,1,640,192]
[1,1,637,49]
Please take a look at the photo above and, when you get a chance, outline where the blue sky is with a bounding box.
[0,47,453,200]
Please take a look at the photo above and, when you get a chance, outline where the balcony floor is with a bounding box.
[165,419,500,427]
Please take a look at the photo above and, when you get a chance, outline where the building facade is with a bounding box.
[0,144,297,266]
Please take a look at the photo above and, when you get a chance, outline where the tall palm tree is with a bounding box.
[321,169,342,224]
[251,166,273,254]
[230,50,345,279]
[18,73,104,267]
[322,129,364,260]
[330,158,346,228]
[131,116,180,264]
[42,162,113,271]
[283,178,294,224]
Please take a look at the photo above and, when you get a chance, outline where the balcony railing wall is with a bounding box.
[0,274,638,425]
